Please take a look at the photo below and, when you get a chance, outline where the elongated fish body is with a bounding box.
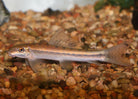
[8,42,131,72]
[29,46,105,62]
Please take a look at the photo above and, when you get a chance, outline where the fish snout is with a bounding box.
[8,49,16,57]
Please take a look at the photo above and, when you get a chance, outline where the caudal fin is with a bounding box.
[104,42,132,66]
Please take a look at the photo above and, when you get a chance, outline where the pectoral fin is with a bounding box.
[59,61,73,72]
[25,59,30,66]
[27,59,46,72]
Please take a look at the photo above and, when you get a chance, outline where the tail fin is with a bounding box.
[104,42,131,66]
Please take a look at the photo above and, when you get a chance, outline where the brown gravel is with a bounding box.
[0,5,137,99]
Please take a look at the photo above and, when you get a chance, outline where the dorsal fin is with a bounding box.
[48,29,83,49]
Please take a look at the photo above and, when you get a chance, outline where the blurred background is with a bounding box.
[3,0,137,29]
[3,0,97,12]
[3,0,134,12]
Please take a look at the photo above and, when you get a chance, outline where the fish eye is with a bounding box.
[18,48,25,52]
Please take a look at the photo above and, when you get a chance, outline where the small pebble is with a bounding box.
[51,25,60,31]
[45,94,52,99]
[102,38,109,44]
[71,31,78,37]
[78,89,86,97]
[94,29,101,34]
[5,62,13,67]
[107,43,114,48]
[118,94,122,99]
[13,62,23,67]
[96,80,104,90]
[4,53,10,61]
[41,89,47,95]
[20,92,26,97]
[103,84,109,91]
[1,88,12,95]
[66,77,76,86]
[72,69,80,76]
[118,78,130,84]
[8,26,18,30]
[130,58,135,65]
[4,81,10,88]
[135,37,138,42]
[4,68,13,75]
[106,91,112,97]
[47,90,53,94]
[11,66,17,73]
[90,42,97,49]
[59,80,66,89]
[89,80,96,88]
[0,41,3,49]
[51,93,58,98]
[90,93,101,99]
[121,84,129,90]
[37,95,43,99]
[58,92,63,97]
[111,80,118,88]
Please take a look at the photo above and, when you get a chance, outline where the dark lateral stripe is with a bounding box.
[32,50,104,57]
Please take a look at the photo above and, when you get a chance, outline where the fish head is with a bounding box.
[8,46,32,58]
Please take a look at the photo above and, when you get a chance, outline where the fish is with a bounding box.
[8,42,131,72]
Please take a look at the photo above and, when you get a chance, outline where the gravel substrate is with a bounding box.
[0,5,138,99]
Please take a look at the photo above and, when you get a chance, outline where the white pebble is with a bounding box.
[111,80,118,88]
[8,26,18,30]
[102,39,109,44]
[107,43,114,48]
[130,59,135,65]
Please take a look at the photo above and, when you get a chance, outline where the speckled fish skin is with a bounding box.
[8,42,131,67]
